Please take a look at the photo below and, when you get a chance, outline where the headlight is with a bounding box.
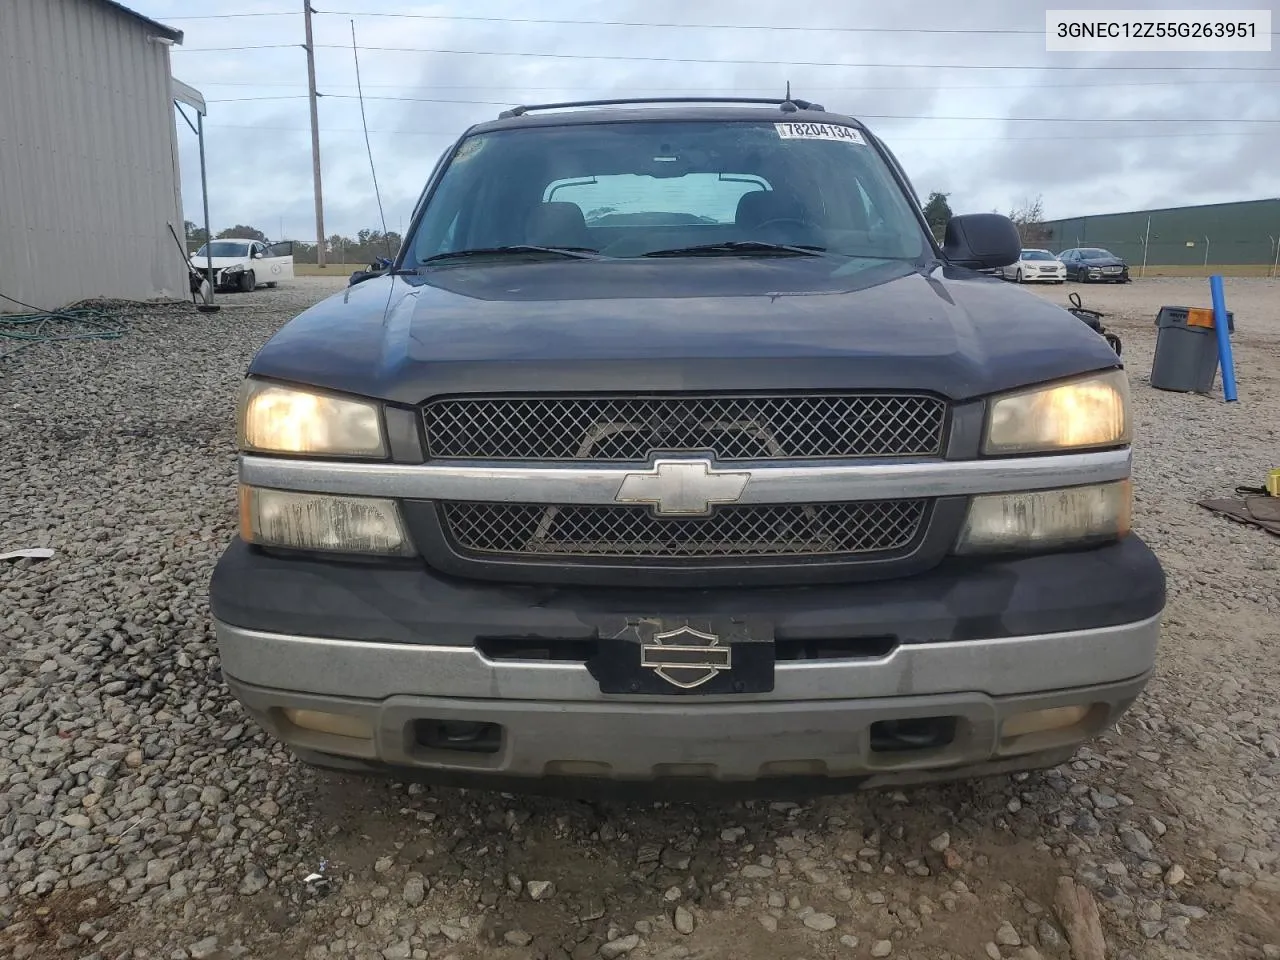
[984,370,1129,455]
[955,481,1131,554]
[224,263,244,274]
[237,379,386,457]
[239,486,414,556]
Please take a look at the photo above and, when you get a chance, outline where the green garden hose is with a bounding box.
[0,298,130,361]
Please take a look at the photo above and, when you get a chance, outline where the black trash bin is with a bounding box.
[1150,306,1234,393]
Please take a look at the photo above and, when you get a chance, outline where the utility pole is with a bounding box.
[303,1,326,267]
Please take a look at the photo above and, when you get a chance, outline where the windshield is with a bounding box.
[195,241,251,258]
[407,120,927,264]
[1080,248,1113,258]
[1021,250,1055,261]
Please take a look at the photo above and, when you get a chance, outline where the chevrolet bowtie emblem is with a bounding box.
[614,459,751,516]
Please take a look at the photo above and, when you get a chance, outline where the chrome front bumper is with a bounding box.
[216,614,1158,784]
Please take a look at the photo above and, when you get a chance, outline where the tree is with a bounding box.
[1008,195,1052,245]
[184,220,208,249]
[216,224,267,242]
[922,192,953,241]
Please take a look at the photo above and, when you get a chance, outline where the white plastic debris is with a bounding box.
[1,548,54,561]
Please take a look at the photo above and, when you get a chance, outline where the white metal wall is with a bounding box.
[0,0,186,313]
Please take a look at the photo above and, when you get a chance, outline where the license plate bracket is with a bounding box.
[586,617,775,696]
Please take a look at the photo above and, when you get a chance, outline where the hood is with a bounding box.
[192,256,249,269]
[249,257,1123,406]
[1079,255,1126,266]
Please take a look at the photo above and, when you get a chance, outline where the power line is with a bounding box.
[350,19,391,255]
[312,11,1046,34]
[315,10,1280,36]
[203,92,1280,122]
[181,77,1280,91]
[176,43,1280,71]
[162,11,297,18]
[204,123,1279,142]
[177,44,298,51]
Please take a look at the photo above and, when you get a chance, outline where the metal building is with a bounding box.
[0,0,188,313]
[1043,198,1280,273]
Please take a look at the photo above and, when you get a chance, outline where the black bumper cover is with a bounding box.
[210,535,1165,646]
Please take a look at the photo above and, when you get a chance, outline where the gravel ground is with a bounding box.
[2,275,1278,960]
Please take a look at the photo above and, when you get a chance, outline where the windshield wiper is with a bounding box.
[640,241,828,258]
[418,245,600,266]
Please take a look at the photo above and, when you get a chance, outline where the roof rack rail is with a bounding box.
[496,96,826,121]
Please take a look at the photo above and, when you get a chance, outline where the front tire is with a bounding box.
[1015,269,1023,283]
[239,270,255,293]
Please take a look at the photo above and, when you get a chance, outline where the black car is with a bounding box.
[210,96,1163,794]
[1059,247,1131,283]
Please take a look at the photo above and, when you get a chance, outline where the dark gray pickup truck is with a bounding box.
[210,97,1164,794]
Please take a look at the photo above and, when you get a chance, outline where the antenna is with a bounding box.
[351,20,392,259]
[785,80,791,101]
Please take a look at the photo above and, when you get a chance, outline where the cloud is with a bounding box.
[148,0,1279,239]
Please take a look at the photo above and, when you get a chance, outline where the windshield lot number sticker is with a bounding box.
[775,123,866,145]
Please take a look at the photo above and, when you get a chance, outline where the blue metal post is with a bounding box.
[1208,275,1238,402]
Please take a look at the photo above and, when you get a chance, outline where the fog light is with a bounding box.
[240,485,413,556]
[1001,705,1089,738]
[956,481,1131,554]
[282,709,374,740]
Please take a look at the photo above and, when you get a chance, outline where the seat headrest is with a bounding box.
[735,190,805,228]
[525,202,592,248]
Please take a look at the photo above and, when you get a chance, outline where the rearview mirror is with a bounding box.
[941,214,1021,270]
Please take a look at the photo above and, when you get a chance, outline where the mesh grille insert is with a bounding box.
[440,500,928,560]
[423,394,947,461]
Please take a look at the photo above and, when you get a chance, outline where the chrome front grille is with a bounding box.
[440,500,929,560]
[422,394,947,462]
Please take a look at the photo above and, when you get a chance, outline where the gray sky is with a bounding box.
[137,0,1280,243]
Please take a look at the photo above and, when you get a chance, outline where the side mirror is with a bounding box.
[941,213,1021,270]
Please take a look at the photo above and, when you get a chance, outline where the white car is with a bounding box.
[999,248,1065,284]
[191,239,294,292]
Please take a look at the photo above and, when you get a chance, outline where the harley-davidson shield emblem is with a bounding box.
[640,625,732,689]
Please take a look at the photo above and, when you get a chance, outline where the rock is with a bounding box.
[382,943,411,960]
[758,915,778,933]
[506,873,523,896]
[840,934,859,949]
[929,832,951,852]
[188,937,219,959]
[504,931,533,947]
[867,892,887,905]
[1139,921,1167,939]
[527,880,555,901]
[1118,827,1155,860]
[1217,842,1246,864]
[996,921,1021,946]
[673,906,695,935]
[1088,790,1119,811]
[943,848,964,871]
[802,913,837,932]
[374,856,395,874]
[439,925,466,943]
[599,934,640,958]
[1035,919,1064,951]
[985,945,1002,960]
[871,941,893,957]
[403,876,426,907]
[238,864,268,896]
[741,865,772,879]
[1015,949,1045,960]
[1053,877,1106,960]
